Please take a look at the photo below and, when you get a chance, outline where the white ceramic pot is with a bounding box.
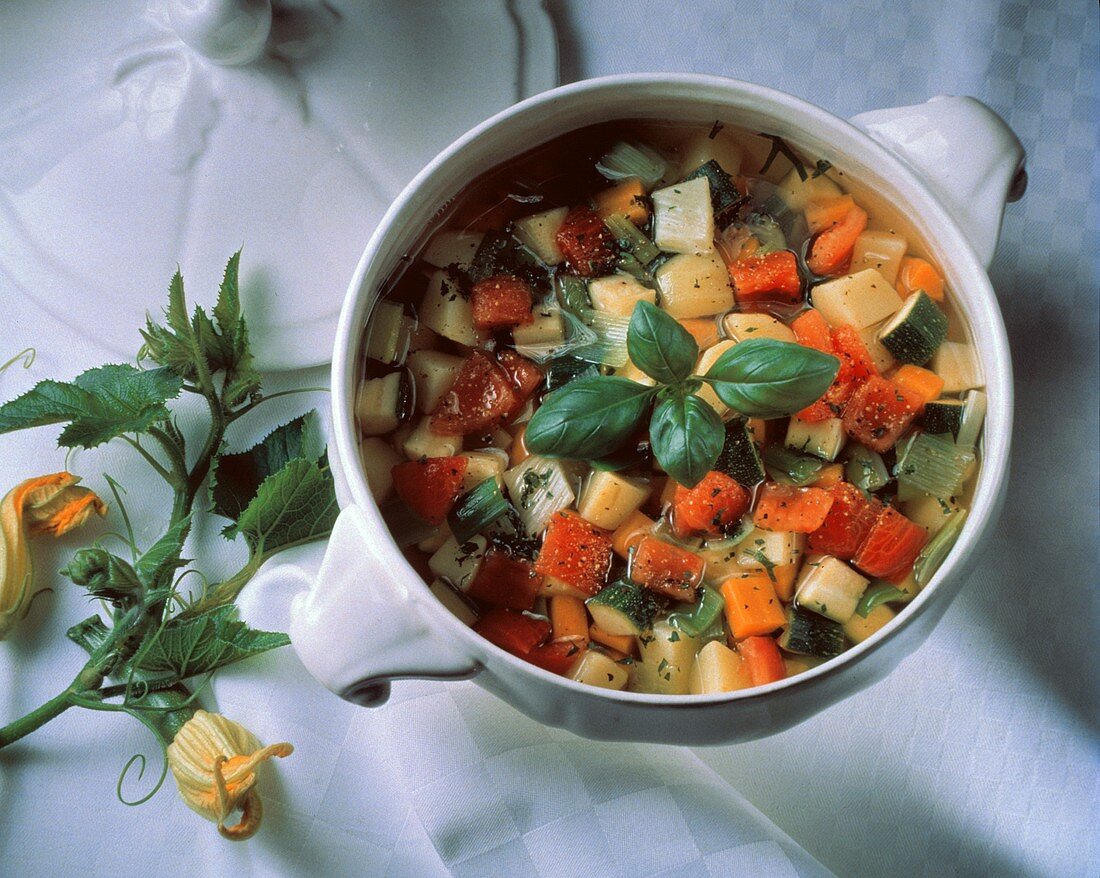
[290,75,1024,745]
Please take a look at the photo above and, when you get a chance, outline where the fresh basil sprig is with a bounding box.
[525,301,839,487]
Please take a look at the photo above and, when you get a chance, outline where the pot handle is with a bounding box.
[288,505,480,707]
[850,95,1026,268]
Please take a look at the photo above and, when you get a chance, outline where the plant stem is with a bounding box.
[0,688,77,748]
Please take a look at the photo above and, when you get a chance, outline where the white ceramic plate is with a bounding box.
[0,0,558,370]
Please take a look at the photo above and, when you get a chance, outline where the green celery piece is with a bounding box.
[667,587,725,637]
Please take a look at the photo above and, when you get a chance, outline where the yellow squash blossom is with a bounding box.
[167,710,293,840]
[0,472,107,639]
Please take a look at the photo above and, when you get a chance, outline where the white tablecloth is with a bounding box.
[2,2,1098,876]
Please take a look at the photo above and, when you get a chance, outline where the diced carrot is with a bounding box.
[509,424,529,467]
[431,352,520,436]
[630,536,705,601]
[771,563,799,602]
[589,623,636,655]
[807,205,868,276]
[805,195,856,234]
[852,506,929,582]
[892,364,945,405]
[534,510,614,596]
[842,375,922,453]
[811,463,844,488]
[753,483,835,533]
[727,250,803,312]
[549,595,589,644]
[720,573,787,640]
[555,207,618,277]
[593,179,649,225]
[738,635,787,686]
[496,349,543,399]
[391,456,468,525]
[526,640,585,675]
[471,274,534,330]
[466,550,543,611]
[680,318,721,350]
[896,256,945,302]
[671,471,750,538]
[611,510,655,559]
[792,309,832,353]
[474,609,550,657]
[808,482,882,560]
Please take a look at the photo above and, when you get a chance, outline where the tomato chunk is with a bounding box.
[808,482,882,560]
[430,352,519,436]
[474,609,550,657]
[671,471,750,538]
[470,274,534,330]
[630,535,705,601]
[727,250,802,312]
[807,205,868,276]
[796,322,878,421]
[852,505,929,582]
[496,349,544,400]
[738,635,786,686]
[842,375,922,453]
[525,640,585,675]
[466,550,543,611]
[753,483,834,533]
[534,510,614,596]
[555,207,618,277]
[390,456,467,525]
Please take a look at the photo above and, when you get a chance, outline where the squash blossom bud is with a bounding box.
[0,473,107,639]
[166,710,293,840]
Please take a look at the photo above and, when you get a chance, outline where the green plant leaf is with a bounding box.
[67,615,112,655]
[649,391,724,487]
[229,457,339,556]
[525,376,656,460]
[61,548,144,602]
[703,338,838,419]
[0,364,182,447]
[134,604,289,680]
[135,516,191,589]
[627,301,699,385]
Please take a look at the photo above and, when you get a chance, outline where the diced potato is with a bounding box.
[678,128,744,177]
[901,494,960,535]
[652,177,715,255]
[422,230,484,270]
[593,179,648,225]
[776,166,843,211]
[631,620,699,695]
[512,206,569,264]
[356,372,407,436]
[843,602,896,643]
[722,312,796,343]
[616,357,658,387]
[577,470,651,531]
[655,254,734,319]
[513,305,565,351]
[406,349,464,414]
[734,527,807,572]
[419,270,484,347]
[417,525,451,553]
[403,416,462,460]
[358,437,402,502]
[693,340,738,416]
[428,535,487,591]
[570,651,629,690]
[364,300,409,365]
[783,653,826,676]
[850,230,909,284]
[428,578,479,626]
[786,417,846,462]
[811,268,903,329]
[931,341,983,393]
[689,640,752,694]
[403,316,439,353]
[458,451,508,493]
[611,510,656,559]
[858,320,897,372]
[587,273,656,318]
[794,554,869,623]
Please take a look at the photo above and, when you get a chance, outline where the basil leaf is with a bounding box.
[649,391,724,487]
[703,338,838,418]
[526,376,655,460]
[627,301,699,384]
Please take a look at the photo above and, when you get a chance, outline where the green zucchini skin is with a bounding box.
[716,419,766,486]
[587,581,662,636]
[779,606,845,657]
[923,398,965,438]
[878,291,948,365]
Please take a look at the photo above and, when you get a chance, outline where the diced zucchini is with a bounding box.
[654,253,734,318]
[894,431,975,500]
[358,437,402,502]
[547,355,599,390]
[512,206,569,264]
[901,493,960,535]
[777,605,845,658]
[406,349,464,414]
[931,341,983,393]
[811,269,903,329]
[569,650,629,690]
[587,273,656,318]
[793,554,869,623]
[587,581,662,636]
[715,418,766,486]
[419,270,483,347]
[923,398,965,438]
[428,534,488,591]
[652,177,715,255]
[956,389,987,448]
[684,160,742,222]
[786,417,846,462]
[365,300,409,365]
[722,312,796,344]
[678,129,744,179]
[849,230,908,284]
[878,291,948,365]
[356,371,410,436]
[688,640,751,694]
[448,476,511,543]
[402,416,462,460]
[693,339,739,416]
[843,602,895,643]
[845,445,890,492]
[458,451,508,493]
[422,230,484,270]
[502,455,576,535]
[775,166,843,211]
[763,444,825,486]
[428,578,479,626]
[858,320,897,372]
[578,470,651,531]
[632,620,699,695]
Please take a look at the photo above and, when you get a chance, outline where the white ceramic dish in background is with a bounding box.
[291,74,1024,745]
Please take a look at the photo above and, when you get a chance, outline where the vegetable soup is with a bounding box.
[355,120,985,696]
